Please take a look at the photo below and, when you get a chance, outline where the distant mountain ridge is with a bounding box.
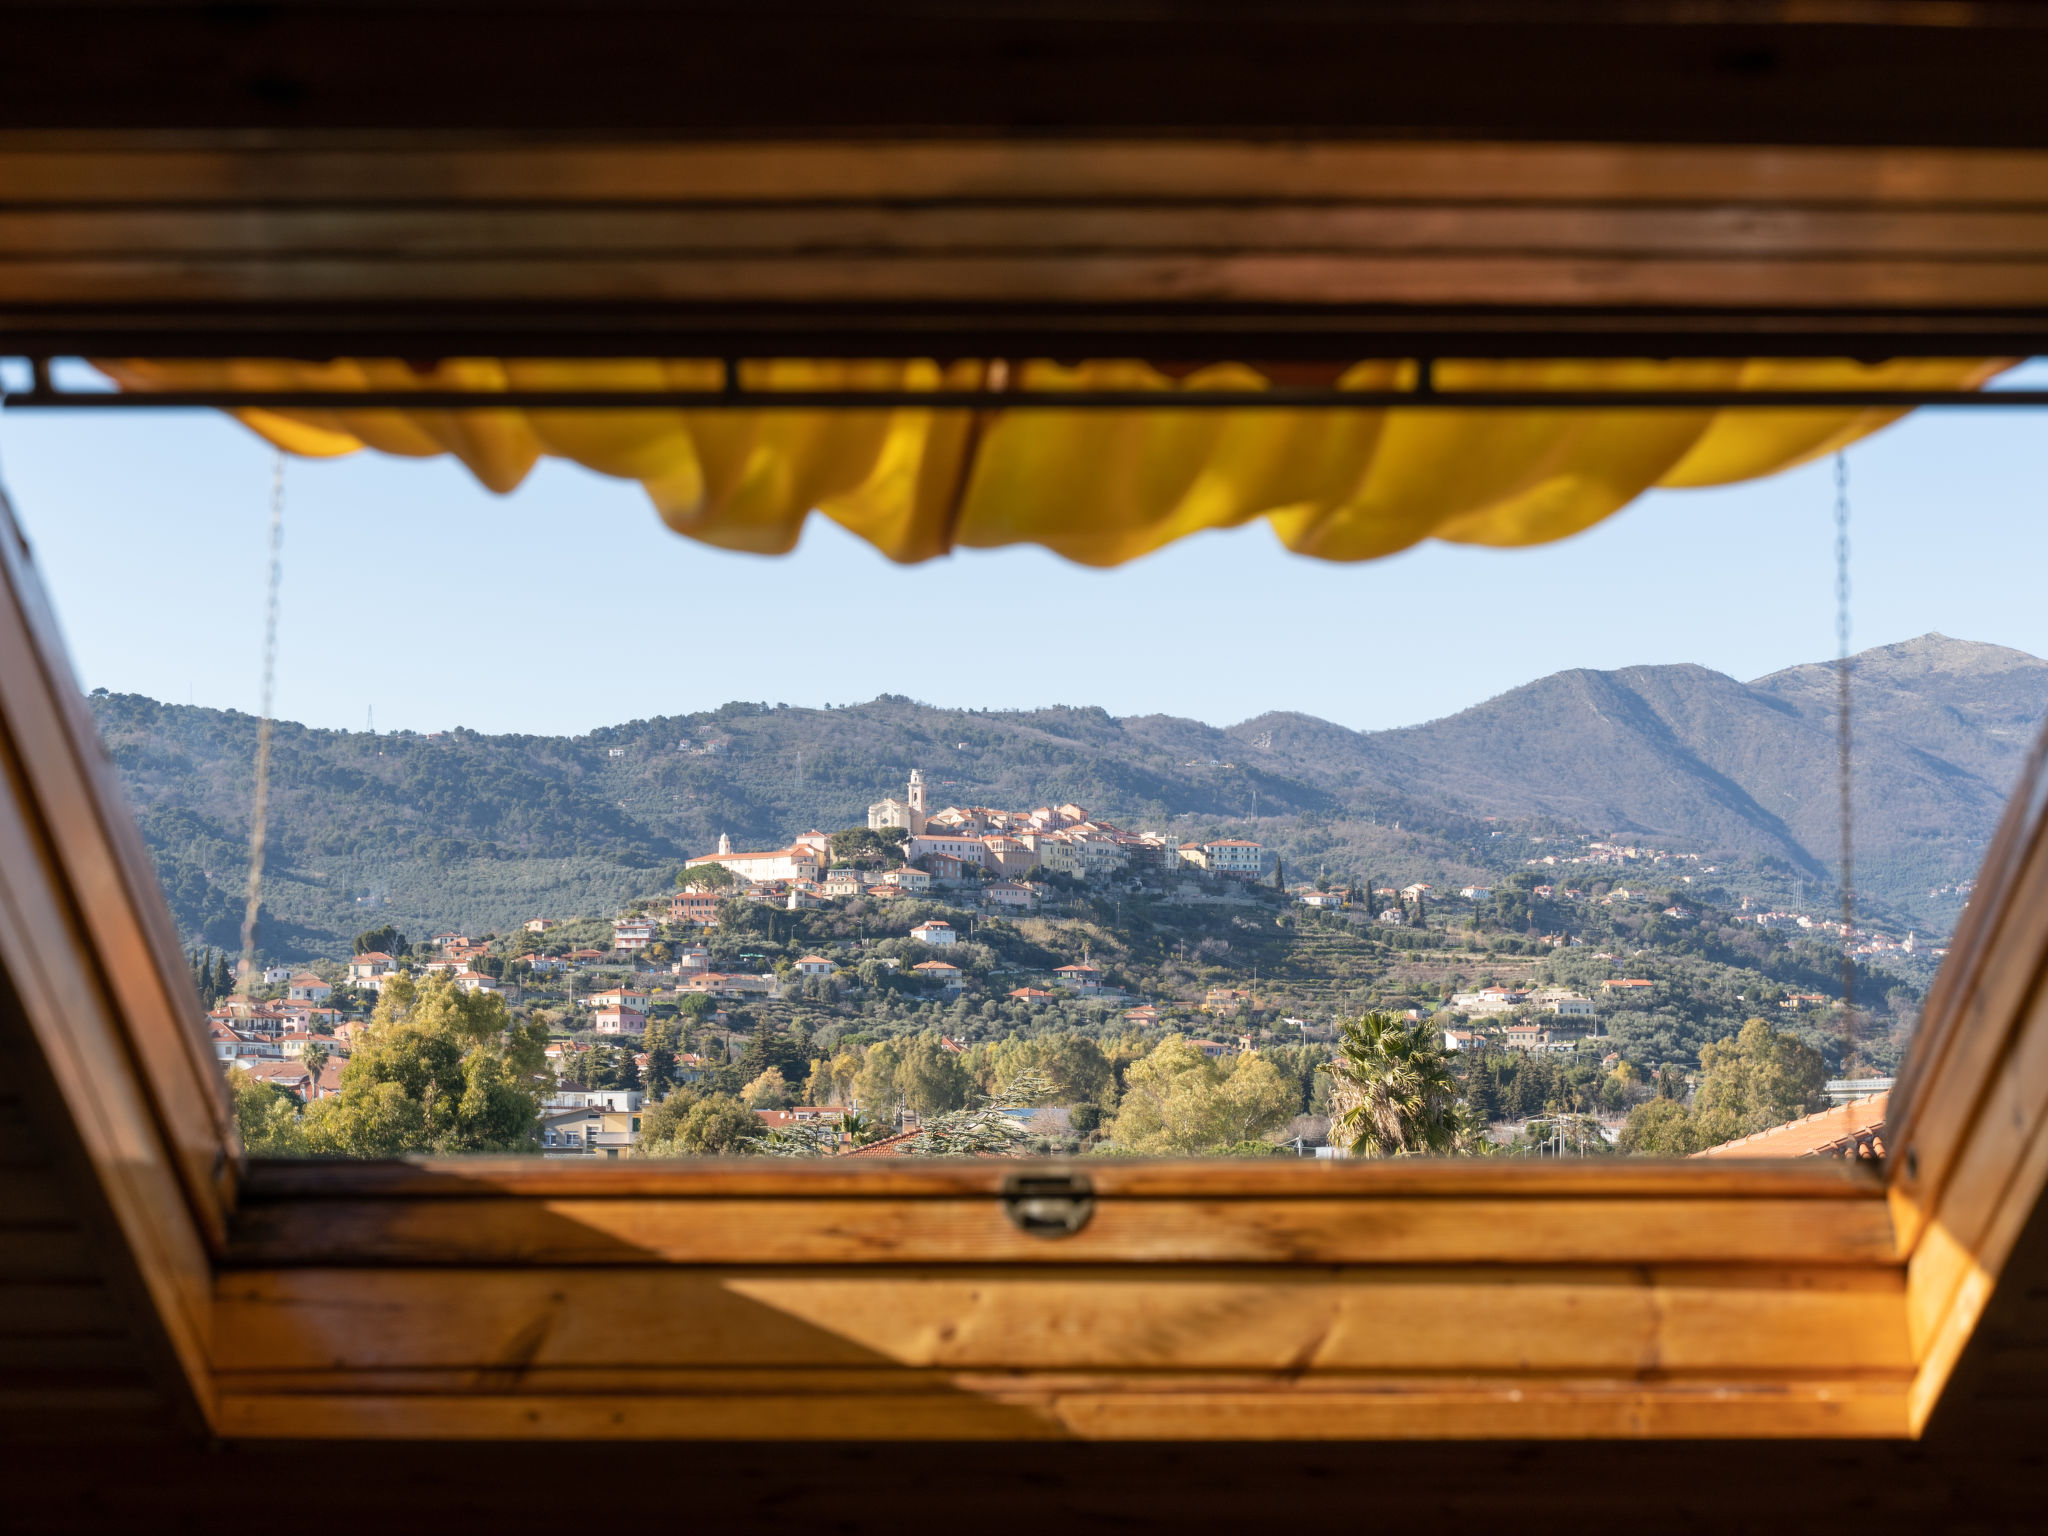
[1330,633,2046,893]
[89,633,2047,958]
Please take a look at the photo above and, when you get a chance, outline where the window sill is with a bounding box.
[211,1155,1911,1442]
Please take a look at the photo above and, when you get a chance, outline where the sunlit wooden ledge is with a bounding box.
[204,1155,1914,1442]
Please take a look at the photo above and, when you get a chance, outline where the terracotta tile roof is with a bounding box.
[843,1127,923,1157]
[1693,1091,1889,1160]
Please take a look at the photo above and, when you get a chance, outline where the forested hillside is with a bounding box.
[89,633,2046,960]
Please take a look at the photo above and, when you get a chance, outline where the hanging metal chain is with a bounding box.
[237,451,285,996]
[1834,452,1856,1020]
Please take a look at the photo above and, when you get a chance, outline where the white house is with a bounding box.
[285,972,333,1002]
[583,986,651,1012]
[452,970,500,996]
[1460,886,1493,900]
[346,951,393,985]
[912,959,963,986]
[905,832,993,870]
[880,866,932,893]
[612,917,659,951]
[525,917,557,933]
[686,832,822,885]
[909,920,956,947]
[795,955,836,977]
[1299,890,1344,909]
[1199,839,1265,877]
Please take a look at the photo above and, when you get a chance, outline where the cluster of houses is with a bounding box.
[666,776,1274,920]
[680,828,1045,915]
[1734,906,1946,960]
[345,932,514,998]
[867,771,1271,882]
[1441,984,1605,1055]
[207,975,353,1100]
[1523,842,1705,871]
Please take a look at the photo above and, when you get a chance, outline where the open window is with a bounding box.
[7,11,2048,1507]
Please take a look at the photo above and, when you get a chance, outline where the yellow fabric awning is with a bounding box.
[99,357,2005,567]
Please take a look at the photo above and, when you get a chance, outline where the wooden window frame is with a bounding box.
[15,106,2048,1438]
[7,475,2048,1445]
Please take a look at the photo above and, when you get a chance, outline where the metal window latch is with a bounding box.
[1003,1171,1095,1237]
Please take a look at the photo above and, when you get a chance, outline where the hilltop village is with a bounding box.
[211,772,1926,1161]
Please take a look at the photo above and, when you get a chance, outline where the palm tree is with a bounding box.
[1323,1012,1478,1157]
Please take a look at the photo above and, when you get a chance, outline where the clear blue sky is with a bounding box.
[4,363,2046,737]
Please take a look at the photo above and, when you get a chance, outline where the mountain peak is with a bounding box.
[1749,633,2047,691]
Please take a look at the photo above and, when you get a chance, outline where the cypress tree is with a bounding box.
[780,1017,813,1085]
[642,1018,680,1100]
[734,1019,777,1086]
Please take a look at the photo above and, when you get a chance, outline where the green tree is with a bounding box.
[642,1017,681,1100]
[1690,1017,1828,1147]
[585,1042,641,1091]
[637,1087,701,1147]
[897,1033,972,1117]
[1212,1054,1297,1145]
[354,924,403,956]
[676,862,735,891]
[851,1040,902,1119]
[1618,1017,1827,1155]
[638,1092,761,1156]
[1108,1037,1233,1155]
[992,1064,1061,1107]
[1006,1033,1112,1106]
[229,1071,304,1157]
[297,972,547,1156]
[1616,1097,1697,1155]
[829,826,906,866]
[731,1019,780,1088]
[1323,1012,1477,1157]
